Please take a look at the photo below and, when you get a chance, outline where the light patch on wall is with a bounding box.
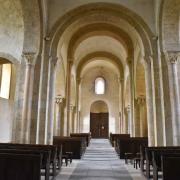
[0,64,11,99]
[83,116,90,133]
[109,117,115,133]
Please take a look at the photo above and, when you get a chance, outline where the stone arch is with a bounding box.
[76,52,124,79]
[67,23,133,59]
[49,2,154,59]
[159,0,180,145]
[90,100,108,113]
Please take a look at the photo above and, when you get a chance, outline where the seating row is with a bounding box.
[140,145,180,180]
[0,143,62,180]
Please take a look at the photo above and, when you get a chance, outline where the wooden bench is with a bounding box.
[145,146,180,178]
[0,153,41,180]
[117,137,148,160]
[161,153,180,180]
[70,133,91,146]
[0,143,61,179]
[53,136,86,159]
[152,149,180,180]
[0,149,50,180]
[109,133,130,147]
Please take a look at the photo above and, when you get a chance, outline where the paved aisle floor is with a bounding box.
[56,139,146,180]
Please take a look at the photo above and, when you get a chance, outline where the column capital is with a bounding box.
[76,77,82,84]
[68,58,74,64]
[126,56,133,65]
[144,54,153,65]
[118,77,124,83]
[125,105,131,112]
[70,104,75,111]
[55,95,65,104]
[49,56,58,66]
[166,51,180,64]
[136,96,146,105]
[22,52,36,65]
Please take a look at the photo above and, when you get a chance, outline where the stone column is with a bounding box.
[0,65,2,87]
[134,98,140,137]
[21,52,36,143]
[120,79,125,133]
[151,46,166,146]
[36,41,51,144]
[166,52,180,145]
[65,60,73,136]
[125,106,131,134]
[70,105,76,133]
[76,78,81,133]
[127,57,135,136]
[46,56,58,144]
[55,95,65,136]
[137,96,147,137]
[118,78,124,133]
[144,57,155,146]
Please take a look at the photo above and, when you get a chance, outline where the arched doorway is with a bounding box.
[90,101,109,138]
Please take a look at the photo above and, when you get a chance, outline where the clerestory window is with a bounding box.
[95,77,105,95]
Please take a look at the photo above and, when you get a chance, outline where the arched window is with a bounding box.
[95,77,105,95]
[0,63,12,99]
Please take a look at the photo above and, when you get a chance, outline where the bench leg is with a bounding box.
[153,166,158,180]
[146,163,150,179]
[45,165,50,180]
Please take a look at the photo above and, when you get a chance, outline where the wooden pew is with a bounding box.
[0,149,50,180]
[0,153,41,180]
[117,137,148,159]
[0,143,60,179]
[109,133,130,147]
[70,133,91,146]
[145,146,180,179]
[53,136,86,159]
[140,145,147,173]
[152,149,180,180]
[161,153,180,180]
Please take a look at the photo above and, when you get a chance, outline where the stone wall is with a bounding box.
[0,98,14,142]
[48,0,155,33]
[80,66,120,133]
[0,0,24,60]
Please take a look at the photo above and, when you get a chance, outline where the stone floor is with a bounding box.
[56,139,146,180]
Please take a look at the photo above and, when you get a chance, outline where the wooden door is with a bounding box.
[90,113,109,138]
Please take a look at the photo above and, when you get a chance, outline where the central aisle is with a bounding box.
[57,139,146,180]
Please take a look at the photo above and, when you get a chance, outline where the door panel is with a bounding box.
[90,113,109,138]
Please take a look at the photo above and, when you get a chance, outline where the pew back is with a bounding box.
[0,153,41,180]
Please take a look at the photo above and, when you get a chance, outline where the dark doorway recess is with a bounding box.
[90,112,109,138]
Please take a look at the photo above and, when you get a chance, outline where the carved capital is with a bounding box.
[70,104,75,111]
[68,58,74,64]
[144,54,153,65]
[76,78,82,84]
[125,105,131,112]
[55,95,64,104]
[49,56,58,66]
[166,51,180,64]
[117,77,124,84]
[136,96,146,105]
[126,57,133,65]
[22,52,36,65]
